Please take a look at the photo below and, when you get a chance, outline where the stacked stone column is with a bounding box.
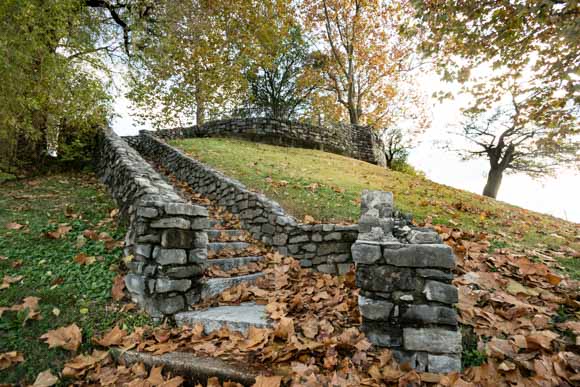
[124,200,209,318]
[352,190,461,373]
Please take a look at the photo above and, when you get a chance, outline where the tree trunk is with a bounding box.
[482,167,504,198]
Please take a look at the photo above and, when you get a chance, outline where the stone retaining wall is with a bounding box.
[153,117,387,167]
[97,129,209,318]
[352,190,461,373]
[130,131,359,274]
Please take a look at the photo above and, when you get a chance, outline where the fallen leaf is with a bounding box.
[40,323,82,352]
[302,317,319,339]
[111,274,125,301]
[95,325,127,347]
[5,222,24,230]
[73,253,96,265]
[252,375,282,387]
[52,308,60,317]
[45,224,72,239]
[31,369,59,386]
[303,215,315,224]
[0,351,24,370]
[1,275,23,290]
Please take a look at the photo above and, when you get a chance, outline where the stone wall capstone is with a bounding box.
[130,131,359,274]
[352,190,462,373]
[97,129,209,318]
[153,117,387,167]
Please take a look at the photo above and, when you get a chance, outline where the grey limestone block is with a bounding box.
[359,295,394,320]
[150,217,191,230]
[352,242,381,264]
[161,229,194,249]
[153,247,188,265]
[189,248,208,263]
[165,203,208,217]
[403,328,462,354]
[361,190,393,218]
[160,265,204,279]
[362,324,402,347]
[382,244,455,269]
[155,278,192,293]
[190,218,209,230]
[428,354,461,373]
[407,229,442,244]
[134,244,152,258]
[356,265,418,293]
[401,304,458,326]
[416,269,453,281]
[423,280,459,304]
[316,264,337,274]
[337,263,352,275]
[125,274,149,295]
[136,207,159,218]
[193,232,209,249]
[272,233,288,246]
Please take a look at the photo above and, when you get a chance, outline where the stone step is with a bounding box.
[201,273,264,299]
[208,219,221,228]
[207,229,244,242]
[208,241,250,253]
[207,256,264,271]
[175,303,271,334]
[111,348,270,386]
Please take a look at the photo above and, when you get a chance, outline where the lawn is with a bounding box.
[0,173,149,384]
[171,137,580,279]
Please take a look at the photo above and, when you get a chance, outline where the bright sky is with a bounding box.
[111,72,580,223]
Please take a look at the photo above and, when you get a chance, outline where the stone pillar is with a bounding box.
[352,190,461,373]
[124,200,209,318]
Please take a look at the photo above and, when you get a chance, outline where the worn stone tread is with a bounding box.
[208,241,250,253]
[207,229,245,241]
[202,273,264,299]
[175,303,271,334]
[111,348,270,386]
[207,256,264,271]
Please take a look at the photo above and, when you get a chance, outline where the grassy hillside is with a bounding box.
[171,137,579,278]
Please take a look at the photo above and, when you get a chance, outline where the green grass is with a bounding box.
[171,137,580,279]
[0,173,150,384]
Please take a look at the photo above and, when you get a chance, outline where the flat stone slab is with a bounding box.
[208,256,264,271]
[175,303,272,334]
[207,229,244,241]
[208,242,250,253]
[111,348,270,386]
[201,273,264,299]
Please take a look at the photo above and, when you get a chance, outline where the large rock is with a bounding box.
[358,295,394,321]
[401,305,458,326]
[382,244,455,269]
[403,328,462,354]
[423,280,458,304]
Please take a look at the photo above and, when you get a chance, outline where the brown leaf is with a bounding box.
[303,215,315,224]
[41,323,82,351]
[252,375,282,387]
[160,376,184,387]
[31,369,59,386]
[5,222,24,230]
[45,224,72,239]
[94,325,127,347]
[526,330,559,350]
[73,253,96,265]
[301,317,319,339]
[1,275,23,290]
[147,365,164,385]
[274,317,295,340]
[62,350,108,377]
[0,351,24,370]
[111,274,125,301]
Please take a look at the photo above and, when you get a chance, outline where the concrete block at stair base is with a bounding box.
[189,248,208,263]
[150,217,191,229]
[428,354,461,373]
[153,247,187,265]
[201,273,264,299]
[159,264,204,279]
[407,229,442,244]
[401,304,458,326]
[359,295,394,321]
[155,278,192,293]
[416,269,453,281]
[382,244,455,269]
[191,218,209,230]
[362,324,402,347]
[134,244,152,258]
[423,280,458,304]
[165,203,208,217]
[161,229,194,249]
[356,265,418,293]
[352,242,382,264]
[174,303,271,334]
[403,328,462,354]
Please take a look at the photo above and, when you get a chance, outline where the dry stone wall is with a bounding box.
[352,190,461,373]
[153,117,387,167]
[131,131,359,274]
[97,129,209,318]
